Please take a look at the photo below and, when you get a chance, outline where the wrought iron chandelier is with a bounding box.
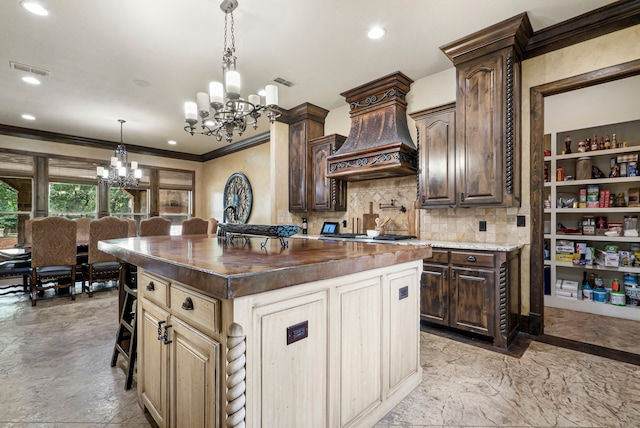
[183,0,280,143]
[96,119,141,188]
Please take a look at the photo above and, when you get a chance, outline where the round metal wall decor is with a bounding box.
[223,172,253,224]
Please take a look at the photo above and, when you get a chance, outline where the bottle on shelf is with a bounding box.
[599,137,605,150]
[612,133,618,149]
[564,135,572,154]
[580,271,588,300]
[604,135,611,149]
[585,137,591,152]
[591,135,599,151]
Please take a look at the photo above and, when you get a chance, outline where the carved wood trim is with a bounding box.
[226,323,246,428]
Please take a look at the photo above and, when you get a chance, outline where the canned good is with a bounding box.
[582,216,595,235]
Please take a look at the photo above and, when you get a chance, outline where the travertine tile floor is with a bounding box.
[1,286,640,428]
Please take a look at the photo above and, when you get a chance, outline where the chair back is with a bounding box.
[75,217,92,246]
[24,219,33,247]
[31,217,77,268]
[181,217,209,235]
[89,216,128,264]
[208,218,219,235]
[121,218,138,237]
[139,216,171,237]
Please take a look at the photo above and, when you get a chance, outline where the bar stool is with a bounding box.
[111,283,138,390]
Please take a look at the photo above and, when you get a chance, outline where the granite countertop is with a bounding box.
[99,235,431,300]
[299,235,522,252]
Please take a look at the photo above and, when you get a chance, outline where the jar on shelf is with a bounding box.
[576,157,592,180]
[623,215,638,237]
[581,216,595,235]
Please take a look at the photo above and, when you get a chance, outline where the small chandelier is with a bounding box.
[183,0,280,143]
[96,119,141,188]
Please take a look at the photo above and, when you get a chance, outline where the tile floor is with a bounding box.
[1,286,640,427]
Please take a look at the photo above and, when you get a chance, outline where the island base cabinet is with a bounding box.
[137,272,221,428]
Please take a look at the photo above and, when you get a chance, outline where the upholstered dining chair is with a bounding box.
[75,217,92,246]
[29,216,78,306]
[207,218,219,235]
[121,218,138,237]
[139,216,171,237]
[81,216,128,297]
[181,217,209,235]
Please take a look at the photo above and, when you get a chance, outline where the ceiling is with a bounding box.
[0,0,619,156]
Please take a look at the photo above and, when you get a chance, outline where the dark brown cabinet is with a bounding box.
[309,134,347,212]
[440,13,532,208]
[288,103,329,213]
[411,103,456,208]
[420,247,521,348]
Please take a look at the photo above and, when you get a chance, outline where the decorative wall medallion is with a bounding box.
[223,172,253,224]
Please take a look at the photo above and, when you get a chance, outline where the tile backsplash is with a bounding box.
[279,175,527,245]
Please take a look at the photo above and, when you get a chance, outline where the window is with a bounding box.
[0,153,34,248]
[159,170,194,235]
[48,183,97,219]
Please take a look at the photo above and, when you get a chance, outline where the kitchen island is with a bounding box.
[100,234,431,428]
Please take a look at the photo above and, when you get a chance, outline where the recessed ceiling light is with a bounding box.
[367,26,385,40]
[22,76,41,85]
[168,140,177,145]
[21,1,48,16]
[22,114,36,120]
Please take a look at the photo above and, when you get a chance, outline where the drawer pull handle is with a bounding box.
[466,256,477,262]
[181,297,194,311]
[146,281,155,291]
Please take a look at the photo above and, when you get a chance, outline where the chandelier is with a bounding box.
[183,0,280,143]
[96,119,141,188]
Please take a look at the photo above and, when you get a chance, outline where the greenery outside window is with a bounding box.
[0,180,32,249]
[48,182,97,219]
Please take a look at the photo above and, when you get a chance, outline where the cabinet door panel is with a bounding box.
[170,318,219,428]
[457,51,504,206]
[338,278,382,426]
[260,295,327,428]
[289,121,309,212]
[420,263,448,325]
[450,267,494,336]
[139,298,169,427]
[389,269,419,391]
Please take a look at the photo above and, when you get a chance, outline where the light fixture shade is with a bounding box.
[265,84,278,106]
[131,161,138,170]
[196,92,210,114]
[185,101,198,120]
[118,166,126,177]
[134,169,142,179]
[225,70,241,99]
[248,94,260,106]
[110,156,118,166]
[96,166,104,176]
[210,82,224,104]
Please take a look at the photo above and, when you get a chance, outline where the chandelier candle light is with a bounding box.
[96,119,142,188]
[184,0,280,143]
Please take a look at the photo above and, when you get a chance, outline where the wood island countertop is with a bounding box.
[99,235,432,300]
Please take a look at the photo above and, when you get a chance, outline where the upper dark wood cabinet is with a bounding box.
[287,103,329,213]
[411,103,456,208]
[309,134,347,212]
[441,13,532,208]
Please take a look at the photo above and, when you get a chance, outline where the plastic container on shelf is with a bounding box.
[623,215,638,237]
[593,288,608,303]
[611,291,626,306]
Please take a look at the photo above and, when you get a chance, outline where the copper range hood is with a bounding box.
[326,71,418,182]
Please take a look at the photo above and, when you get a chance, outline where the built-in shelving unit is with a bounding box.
[544,119,640,320]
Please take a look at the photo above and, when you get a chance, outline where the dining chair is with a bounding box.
[208,218,219,235]
[81,216,128,297]
[29,216,78,306]
[75,217,92,246]
[139,216,171,237]
[181,217,209,235]
[120,218,138,237]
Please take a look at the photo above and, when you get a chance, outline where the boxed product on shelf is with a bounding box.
[628,188,640,207]
[556,289,578,299]
[579,188,587,208]
[556,253,574,263]
[560,280,579,291]
[619,250,633,267]
[595,249,620,267]
[555,243,575,253]
[598,189,611,208]
[585,247,595,266]
[587,184,599,208]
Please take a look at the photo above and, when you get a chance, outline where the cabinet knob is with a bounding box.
[146,281,155,291]
[181,297,194,311]
[467,255,477,262]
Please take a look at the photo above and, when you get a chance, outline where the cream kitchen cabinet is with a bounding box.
[137,271,220,428]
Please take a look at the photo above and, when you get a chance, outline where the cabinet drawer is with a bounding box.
[170,283,220,335]
[425,249,449,264]
[450,251,494,268]
[139,271,169,308]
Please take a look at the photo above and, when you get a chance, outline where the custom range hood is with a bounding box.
[326,71,418,181]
